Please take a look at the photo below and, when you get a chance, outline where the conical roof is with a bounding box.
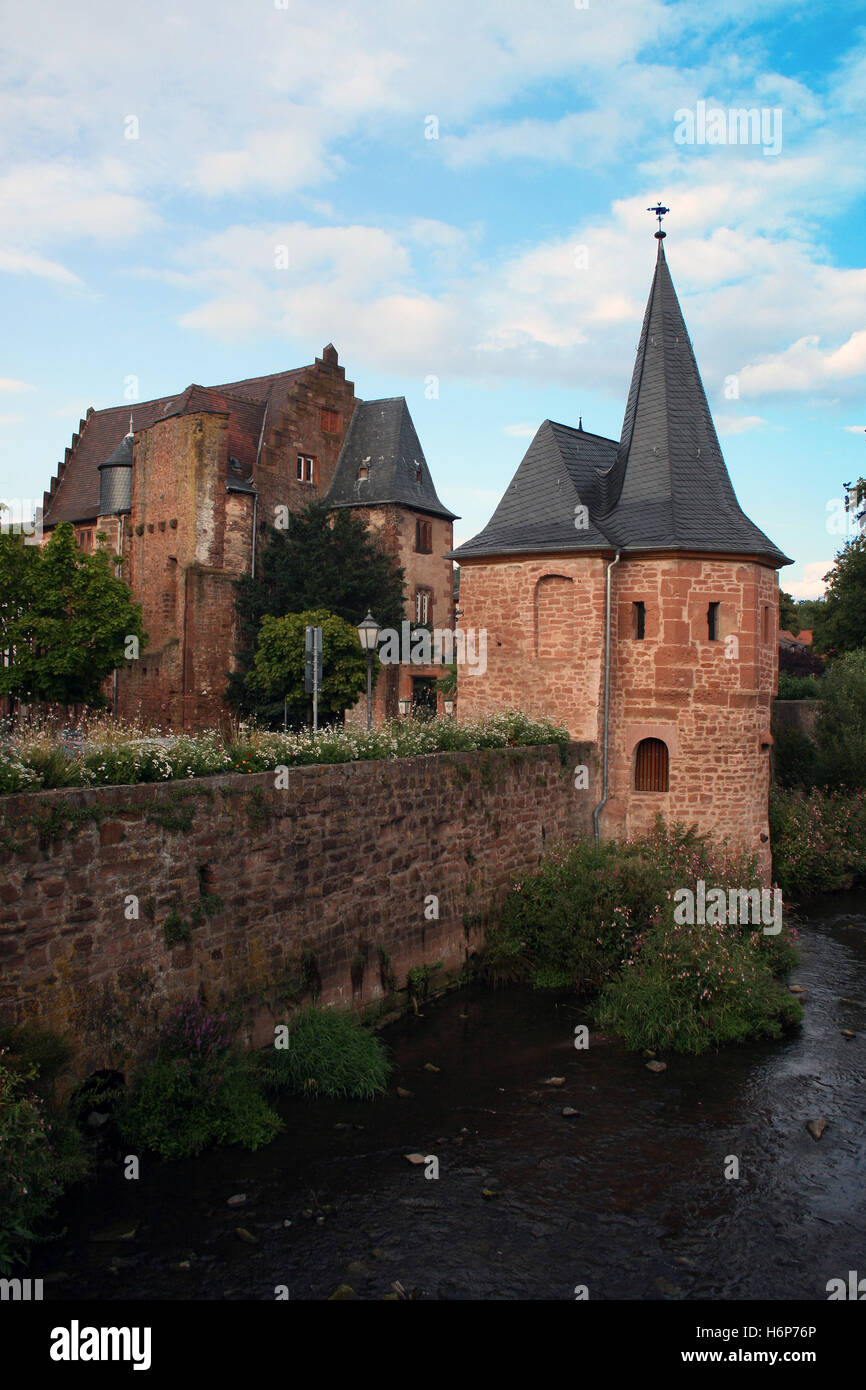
[325,397,457,520]
[451,237,790,567]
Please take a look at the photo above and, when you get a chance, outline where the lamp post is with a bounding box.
[356,611,380,730]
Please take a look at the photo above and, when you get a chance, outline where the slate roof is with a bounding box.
[324,397,457,521]
[42,370,308,526]
[451,237,791,568]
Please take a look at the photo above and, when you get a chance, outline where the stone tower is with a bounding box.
[451,231,791,880]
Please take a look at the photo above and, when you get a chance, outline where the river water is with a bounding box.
[40,894,865,1301]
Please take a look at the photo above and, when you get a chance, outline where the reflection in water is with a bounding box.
[42,896,866,1300]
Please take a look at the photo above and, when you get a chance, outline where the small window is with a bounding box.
[634,738,669,792]
[415,588,431,624]
[762,605,771,644]
[632,601,646,639]
[415,519,432,553]
[297,454,315,483]
[415,465,422,484]
[358,464,369,481]
[320,408,341,433]
[77,529,93,552]
[708,602,720,641]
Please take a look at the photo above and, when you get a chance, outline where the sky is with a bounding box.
[1,0,865,598]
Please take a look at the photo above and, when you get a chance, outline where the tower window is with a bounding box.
[762,605,771,644]
[632,601,646,639]
[708,602,720,641]
[297,454,315,484]
[634,738,669,793]
[415,519,432,553]
[320,408,341,433]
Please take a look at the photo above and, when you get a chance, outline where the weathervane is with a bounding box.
[647,202,670,238]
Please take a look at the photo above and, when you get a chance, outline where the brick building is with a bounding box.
[40,347,456,729]
[451,232,792,878]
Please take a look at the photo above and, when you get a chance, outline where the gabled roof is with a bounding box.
[42,370,307,526]
[324,397,457,521]
[452,237,791,568]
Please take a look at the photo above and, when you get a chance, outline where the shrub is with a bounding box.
[770,786,866,896]
[484,821,800,1054]
[595,921,802,1054]
[776,672,823,700]
[772,722,818,789]
[0,1051,89,1273]
[815,649,866,789]
[119,998,282,1159]
[261,1006,391,1099]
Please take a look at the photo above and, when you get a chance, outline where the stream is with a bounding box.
[37,893,866,1301]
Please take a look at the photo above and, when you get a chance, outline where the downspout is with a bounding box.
[251,400,269,579]
[592,549,621,845]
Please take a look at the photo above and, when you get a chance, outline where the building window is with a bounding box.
[358,464,369,481]
[415,519,432,553]
[415,587,432,624]
[320,408,341,433]
[762,605,771,644]
[297,454,315,484]
[415,465,422,484]
[634,738,669,793]
[632,601,646,639]
[77,529,93,552]
[708,601,720,641]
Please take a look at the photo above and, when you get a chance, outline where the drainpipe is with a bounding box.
[592,549,621,845]
[251,401,269,579]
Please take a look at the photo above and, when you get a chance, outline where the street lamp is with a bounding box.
[356,611,380,730]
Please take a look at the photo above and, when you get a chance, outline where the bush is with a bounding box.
[0,1051,89,1273]
[776,672,823,700]
[770,786,866,897]
[119,998,282,1159]
[260,1006,391,1099]
[815,649,866,789]
[484,821,800,1054]
[595,921,802,1054]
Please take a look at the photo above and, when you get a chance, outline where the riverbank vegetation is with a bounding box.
[771,648,866,896]
[483,823,801,1054]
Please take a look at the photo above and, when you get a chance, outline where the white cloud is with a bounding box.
[787,561,831,600]
[503,423,538,438]
[0,378,35,393]
[714,414,766,437]
[843,424,865,434]
[0,247,82,285]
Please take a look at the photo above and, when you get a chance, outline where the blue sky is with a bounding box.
[2,0,865,596]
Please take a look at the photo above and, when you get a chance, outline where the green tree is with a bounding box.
[815,647,866,789]
[0,523,147,708]
[227,501,405,721]
[778,589,799,631]
[813,536,866,655]
[246,608,368,725]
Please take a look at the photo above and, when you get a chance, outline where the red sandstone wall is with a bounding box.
[456,555,607,741]
[457,551,778,880]
[0,745,590,1075]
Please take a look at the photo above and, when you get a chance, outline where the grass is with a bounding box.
[259,1005,391,1099]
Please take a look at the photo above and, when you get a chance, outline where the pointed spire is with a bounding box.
[127,412,134,438]
[603,239,789,563]
[578,415,583,431]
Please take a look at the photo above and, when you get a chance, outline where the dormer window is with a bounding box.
[415,464,422,484]
[358,463,369,481]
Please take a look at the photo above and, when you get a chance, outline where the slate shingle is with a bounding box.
[451,239,791,568]
[324,397,457,520]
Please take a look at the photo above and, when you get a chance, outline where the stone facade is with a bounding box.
[0,744,591,1075]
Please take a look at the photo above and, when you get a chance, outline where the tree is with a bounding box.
[813,536,866,656]
[778,590,799,632]
[815,647,866,789]
[245,609,368,726]
[227,501,405,721]
[0,523,147,708]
